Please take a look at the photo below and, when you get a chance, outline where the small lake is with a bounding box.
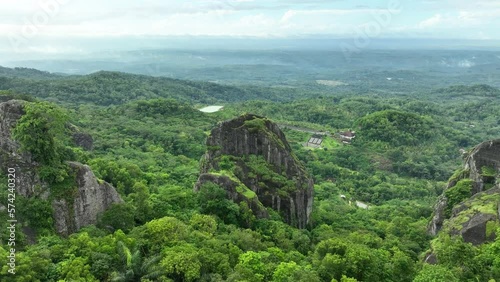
[199,106,224,113]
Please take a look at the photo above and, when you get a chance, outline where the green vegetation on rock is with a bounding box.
[444,179,473,217]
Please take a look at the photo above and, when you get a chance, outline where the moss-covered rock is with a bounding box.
[429,139,500,246]
[195,114,313,229]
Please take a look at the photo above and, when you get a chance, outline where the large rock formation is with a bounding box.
[53,162,122,236]
[0,99,122,236]
[0,100,43,197]
[195,114,314,228]
[428,139,500,245]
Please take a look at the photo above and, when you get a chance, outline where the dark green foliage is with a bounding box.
[433,84,500,98]
[356,110,434,147]
[197,183,241,225]
[17,197,54,232]
[98,204,136,233]
[244,155,296,196]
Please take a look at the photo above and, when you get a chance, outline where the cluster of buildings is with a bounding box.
[339,130,356,144]
[304,130,357,148]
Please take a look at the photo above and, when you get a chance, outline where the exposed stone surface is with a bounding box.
[456,212,496,245]
[72,132,94,151]
[428,195,447,236]
[424,253,438,265]
[195,114,314,228]
[428,139,500,245]
[0,100,43,197]
[67,124,94,151]
[464,139,500,194]
[53,162,123,236]
[0,99,122,237]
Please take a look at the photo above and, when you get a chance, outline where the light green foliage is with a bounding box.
[482,166,497,177]
[12,101,68,165]
[89,158,143,195]
[0,246,52,281]
[413,264,459,282]
[231,250,278,281]
[271,261,321,282]
[331,276,359,282]
[486,221,499,238]
[12,101,73,184]
[189,214,217,236]
[161,244,201,282]
[430,234,479,280]
[145,217,188,250]
[244,117,268,132]
[449,168,469,183]
[444,179,472,217]
[56,255,99,282]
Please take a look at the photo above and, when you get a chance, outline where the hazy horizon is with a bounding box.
[1,0,499,61]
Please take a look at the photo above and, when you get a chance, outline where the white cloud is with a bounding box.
[417,10,498,30]
[0,0,498,40]
[418,14,444,28]
[280,8,384,23]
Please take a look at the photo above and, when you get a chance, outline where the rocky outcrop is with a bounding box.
[0,100,43,197]
[195,114,314,228]
[428,139,500,245]
[68,124,94,151]
[53,162,123,236]
[464,139,500,194]
[0,99,122,237]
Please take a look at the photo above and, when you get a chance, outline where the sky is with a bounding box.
[0,0,499,54]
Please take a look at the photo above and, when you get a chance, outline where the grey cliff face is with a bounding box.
[464,140,500,194]
[0,99,122,237]
[428,195,447,236]
[53,162,123,236]
[428,139,500,245]
[196,114,314,229]
[0,100,42,197]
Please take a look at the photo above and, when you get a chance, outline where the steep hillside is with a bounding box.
[428,140,500,245]
[195,114,314,228]
[0,99,122,236]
